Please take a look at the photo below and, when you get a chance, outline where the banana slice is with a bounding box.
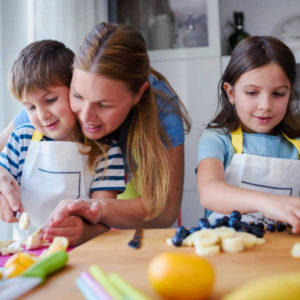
[214,226,236,240]
[291,242,300,258]
[195,244,220,256]
[19,212,30,230]
[25,228,43,250]
[221,236,244,253]
[255,237,266,245]
[235,232,257,248]
[183,229,219,247]
[166,238,173,246]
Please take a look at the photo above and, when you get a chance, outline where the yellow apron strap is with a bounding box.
[282,133,300,157]
[31,130,43,141]
[231,126,243,154]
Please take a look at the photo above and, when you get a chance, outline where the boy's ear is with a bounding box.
[133,81,149,105]
[223,82,235,105]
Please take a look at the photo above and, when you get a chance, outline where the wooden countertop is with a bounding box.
[20,228,300,300]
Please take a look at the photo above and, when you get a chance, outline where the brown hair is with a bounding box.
[209,36,300,137]
[9,40,74,99]
[74,22,190,219]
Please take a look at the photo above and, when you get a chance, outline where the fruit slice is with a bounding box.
[235,232,257,248]
[195,244,220,256]
[25,228,43,250]
[213,226,236,240]
[291,242,300,258]
[183,229,219,247]
[221,236,244,253]
[4,263,26,279]
[41,236,69,258]
[19,212,30,230]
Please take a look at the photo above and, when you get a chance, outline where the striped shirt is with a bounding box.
[0,124,125,193]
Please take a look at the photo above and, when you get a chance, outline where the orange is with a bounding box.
[148,252,214,300]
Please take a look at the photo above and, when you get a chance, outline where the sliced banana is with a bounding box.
[25,228,43,250]
[166,238,173,246]
[19,212,30,230]
[195,244,220,256]
[235,232,257,248]
[221,235,245,253]
[183,228,219,247]
[291,242,300,258]
[255,237,266,245]
[214,226,236,240]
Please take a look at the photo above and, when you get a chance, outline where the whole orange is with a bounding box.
[148,252,214,300]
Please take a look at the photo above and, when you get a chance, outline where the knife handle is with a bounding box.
[22,250,68,282]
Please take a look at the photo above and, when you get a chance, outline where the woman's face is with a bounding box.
[70,68,145,140]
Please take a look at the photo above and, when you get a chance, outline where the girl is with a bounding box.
[197,36,300,233]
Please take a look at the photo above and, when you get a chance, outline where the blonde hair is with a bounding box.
[74,22,190,219]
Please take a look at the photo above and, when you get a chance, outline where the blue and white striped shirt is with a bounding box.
[0,124,125,193]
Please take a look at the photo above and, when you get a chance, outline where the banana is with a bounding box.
[166,238,173,246]
[235,232,257,248]
[291,242,300,258]
[223,272,300,300]
[195,244,220,256]
[213,226,236,240]
[183,229,219,247]
[255,237,266,245]
[221,236,244,253]
[19,212,30,230]
[25,228,43,250]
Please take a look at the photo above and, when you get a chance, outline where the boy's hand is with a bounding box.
[47,198,102,225]
[0,171,22,222]
[43,215,84,246]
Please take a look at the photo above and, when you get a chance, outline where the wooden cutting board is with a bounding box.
[20,228,300,300]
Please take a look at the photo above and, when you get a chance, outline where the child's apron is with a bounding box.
[14,130,93,240]
[208,127,300,225]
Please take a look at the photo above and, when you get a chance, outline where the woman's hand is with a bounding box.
[43,215,84,246]
[0,168,22,222]
[47,198,102,225]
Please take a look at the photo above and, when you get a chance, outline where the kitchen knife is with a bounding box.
[0,250,68,299]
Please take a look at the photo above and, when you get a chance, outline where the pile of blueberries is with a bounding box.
[172,210,288,247]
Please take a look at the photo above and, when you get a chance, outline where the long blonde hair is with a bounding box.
[74,22,190,219]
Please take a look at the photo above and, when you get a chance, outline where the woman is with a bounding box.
[2,22,190,241]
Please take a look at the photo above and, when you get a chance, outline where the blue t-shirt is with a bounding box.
[14,75,185,149]
[197,128,300,169]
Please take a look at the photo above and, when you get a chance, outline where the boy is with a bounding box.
[0,40,125,245]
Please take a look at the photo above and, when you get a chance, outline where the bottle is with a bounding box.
[228,11,250,53]
[182,13,202,48]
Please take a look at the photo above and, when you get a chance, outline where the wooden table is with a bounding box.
[20,228,300,300]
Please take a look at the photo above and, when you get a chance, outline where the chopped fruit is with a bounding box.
[19,212,30,230]
[221,236,244,253]
[291,242,300,258]
[5,263,26,279]
[41,236,69,257]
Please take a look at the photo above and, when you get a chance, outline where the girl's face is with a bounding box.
[70,69,148,140]
[224,62,292,134]
[22,86,76,141]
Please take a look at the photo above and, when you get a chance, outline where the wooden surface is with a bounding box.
[20,228,300,300]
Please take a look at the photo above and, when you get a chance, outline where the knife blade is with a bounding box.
[0,250,68,299]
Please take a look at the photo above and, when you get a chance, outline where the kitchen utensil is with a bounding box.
[128,228,143,249]
[0,250,68,299]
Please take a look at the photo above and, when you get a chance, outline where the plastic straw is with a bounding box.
[76,277,98,300]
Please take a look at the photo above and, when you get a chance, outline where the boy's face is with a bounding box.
[22,86,77,141]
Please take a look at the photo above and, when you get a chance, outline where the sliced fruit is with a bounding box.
[4,263,26,279]
[25,228,43,250]
[19,212,30,230]
[183,229,219,247]
[195,244,220,256]
[291,242,300,258]
[235,232,257,248]
[42,236,69,257]
[213,226,236,240]
[221,236,244,253]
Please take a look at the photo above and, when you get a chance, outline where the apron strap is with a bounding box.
[282,133,300,157]
[32,130,43,141]
[231,126,243,154]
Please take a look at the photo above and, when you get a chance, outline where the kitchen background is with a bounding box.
[0,0,300,239]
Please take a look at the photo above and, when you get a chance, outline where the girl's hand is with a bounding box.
[43,215,84,246]
[47,198,102,225]
[0,170,22,222]
[260,196,300,233]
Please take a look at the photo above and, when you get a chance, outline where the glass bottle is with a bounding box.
[228,11,250,53]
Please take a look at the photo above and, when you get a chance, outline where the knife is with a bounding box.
[0,250,68,299]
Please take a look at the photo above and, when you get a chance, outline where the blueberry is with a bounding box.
[276,222,286,232]
[230,210,242,220]
[198,218,211,229]
[239,221,251,232]
[176,226,188,239]
[228,217,241,230]
[171,235,182,247]
[267,224,276,232]
[222,216,229,225]
[237,227,248,233]
[250,226,264,238]
[188,226,200,234]
[211,218,226,228]
[254,222,265,230]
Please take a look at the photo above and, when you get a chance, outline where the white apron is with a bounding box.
[209,127,300,225]
[14,131,93,240]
